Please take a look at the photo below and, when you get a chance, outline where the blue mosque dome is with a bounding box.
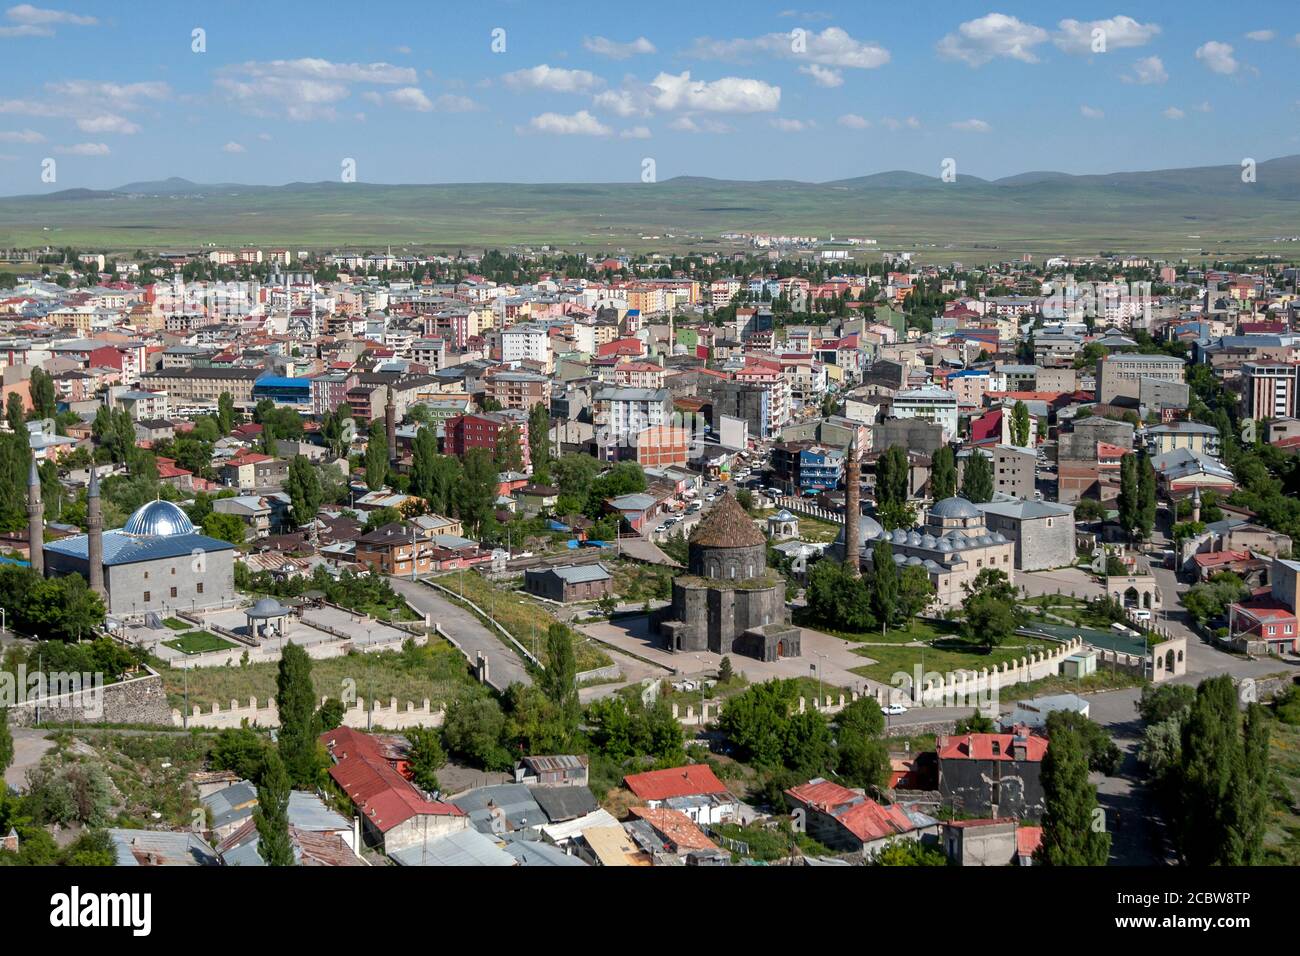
[122,500,196,537]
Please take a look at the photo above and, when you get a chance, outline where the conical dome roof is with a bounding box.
[690,493,766,549]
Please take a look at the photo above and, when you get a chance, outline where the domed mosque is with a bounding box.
[852,495,1015,610]
[653,493,802,662]
[41,475,237,618]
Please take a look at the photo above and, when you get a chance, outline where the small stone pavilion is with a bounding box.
[653,493,801,662]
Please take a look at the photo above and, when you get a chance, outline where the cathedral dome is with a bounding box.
[123,500,195,537]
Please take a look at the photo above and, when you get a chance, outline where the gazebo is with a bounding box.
[245,598,292,640]
[766,509,800,541]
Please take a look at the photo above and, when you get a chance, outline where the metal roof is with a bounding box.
[390,828,515,867]
[45,529,235,567]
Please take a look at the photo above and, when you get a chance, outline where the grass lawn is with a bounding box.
[753,507,842,544]
[162,631,236,655]
[797,614,956,647]
[611,560,673,603]
[1263,716,1300,865]
[162,618,190,631]
[157,639,485,713]
[432,570,611,672]
[851,636,1051,684]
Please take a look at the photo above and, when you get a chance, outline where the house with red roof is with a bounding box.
[321,727,467,855]
[784,777,939,859]
[622,764,737,825]
[937,732,1049,819]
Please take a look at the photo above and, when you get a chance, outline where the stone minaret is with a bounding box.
[1192,486,1201,524]
[385,385,397,462]
[87,465,105,597]
[27,458,43,576]
[844,431,861,577]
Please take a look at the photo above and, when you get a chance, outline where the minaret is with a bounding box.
[844,431,861,578]
[384,385,397,462]
[1192,486,1202,524]
[87,465,105,598]
[27,458,44,576]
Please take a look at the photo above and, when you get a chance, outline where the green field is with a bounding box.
[4,159,1300,262]
[851,634,1056,684]
[162,631,236,655]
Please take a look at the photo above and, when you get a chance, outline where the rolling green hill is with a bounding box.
[2,156,1298,261]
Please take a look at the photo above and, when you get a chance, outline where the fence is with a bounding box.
[172,694,446,731]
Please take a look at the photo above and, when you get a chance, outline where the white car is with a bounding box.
[882,703,908,716]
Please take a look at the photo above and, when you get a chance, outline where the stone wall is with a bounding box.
[173,695,445,730]
[6,668,172,728]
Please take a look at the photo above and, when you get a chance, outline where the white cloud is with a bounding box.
[216,59,417,120]
[54,141,108,155]
[770,117,812,132]
[0,128,41,142]
[799,63,843,87]
[646,71,780,113]
[1123,54,1167,84]
[583,36,656,59]
[502,64,603,94]
[222,141,245,153]
[881,116,920,130]
[431,93,479,113]
[1195,41,1238,75]
[521,110,611,136]
[0,4,96,37]
[1080,105,1104,119]
[1163,106,1185,119]
[1194,100,1212,113]
[1053,16,1160,54]
[951,117,991,133]
[669,115,733,134]
[688,26,889,70]
[76,114,140,134]
[1245,30,1275,42]
[257,132,272,141]
[619,125,651,139]
[387,87,433,112]
[837,113,869,129]
[937,13,1048,66]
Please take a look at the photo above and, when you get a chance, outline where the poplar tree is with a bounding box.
[930,445,957,501]
[1036,722,1111,866]
[254,750,295,866]
[959,452,993,503]
[275,643,321,789]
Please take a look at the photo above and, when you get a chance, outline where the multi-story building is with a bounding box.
[500,321,553,372]
[1243,362,1299,420]
[140,366,264,404]
[443,410,531,470]
[593,387,671,454]
[484,370,548,412]
[1096,353,1185,405]
[891,386,959,443]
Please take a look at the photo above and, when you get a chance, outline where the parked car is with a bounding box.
[883,703,908,716]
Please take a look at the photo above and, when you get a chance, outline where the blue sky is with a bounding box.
[0,1,1297,193]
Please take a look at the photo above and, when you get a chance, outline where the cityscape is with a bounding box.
[0,0,1292,924]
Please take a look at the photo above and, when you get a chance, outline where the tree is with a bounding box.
[1136,452,1156,539]
[875,445,909,512]
[316,698,345,732]
[253,750,295,866]
[1117,453,1139,536]
[285,455,323,528]
[216,392,236,435]
[365,419,389,491]
[29,368,55,421]
[930,445,957,501]
[528,404,551,481]
[718,656,734,683]
[494,424,525,473]
[961,568,1019,648]
[898,563,936,619]
[457,447,498,535]
[443,696,512,770]
[408,427,440,503]
[835,698,890,790]
[959,452,993,503]
[954,709,995,734]
[201,511,246,546]
[540,624,580,742]
[406,727,445,794]
[1036,720,1111,865]
[1046,710,1121,775]
[275,643,322,788]
[1178,675,1268,865]
[0,709,11,777]
[870,541,899,627]
[1010,400,1031,448]
[874,839,947,866]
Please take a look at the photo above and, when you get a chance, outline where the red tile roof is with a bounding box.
[1016,826,1043,858]
[938,733,1048,763]
[628,807,718,851]
[785,778,861,813]
[835,799,917,843]
[623,764,727,802]
[321,727,463,833]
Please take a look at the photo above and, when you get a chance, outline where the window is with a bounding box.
[170,587,178,598]
[143,591,151,602]
[197,583,204,595]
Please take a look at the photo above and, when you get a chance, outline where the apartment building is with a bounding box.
[891,386,959,443]
[140,366,264,403]
[1095,353,1185,405]
[1243,362,1299,420]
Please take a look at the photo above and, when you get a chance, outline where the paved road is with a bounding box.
[387,576,533,691]
[5,727,55,790]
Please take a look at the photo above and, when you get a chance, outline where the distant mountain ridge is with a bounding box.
[2,155,1297,252]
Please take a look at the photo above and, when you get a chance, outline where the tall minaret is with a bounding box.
[87,465,105,598]
[1192,486,1202,524]
[384,385,397,462]
[27,458,44,576]
[844,430,861,578]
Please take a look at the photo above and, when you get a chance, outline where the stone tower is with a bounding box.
[87,464,105,597]
[385,384,397,462]
[844,431,861,577]
[27,458,43,576]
